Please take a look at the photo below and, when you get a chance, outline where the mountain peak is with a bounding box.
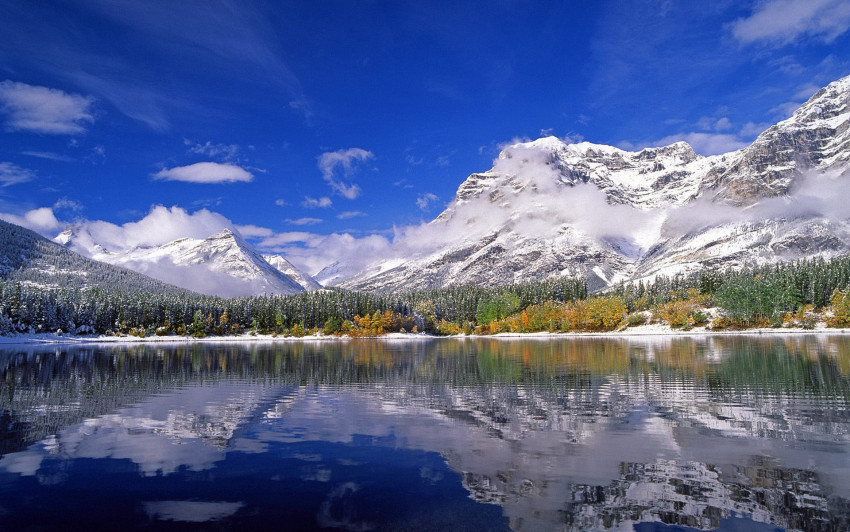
[339,73,850,292]
[779,73,850,128]
[211,227,240,242]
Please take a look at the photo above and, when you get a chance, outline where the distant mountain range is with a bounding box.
[55,227,315,297]
[0,218,191,295]
[5,74,848,297]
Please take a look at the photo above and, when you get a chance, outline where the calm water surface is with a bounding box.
[1,336,849,531]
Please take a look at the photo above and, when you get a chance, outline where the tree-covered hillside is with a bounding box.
[0,219,192,295]
[3,218,850,337]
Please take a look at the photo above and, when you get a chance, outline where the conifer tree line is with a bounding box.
[610,256,850,325]
[0,276,586,336]
[2,254,850,336]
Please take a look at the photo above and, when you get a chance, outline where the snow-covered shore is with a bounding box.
[1,323,848,346]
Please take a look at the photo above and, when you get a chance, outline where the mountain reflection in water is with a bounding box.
[0,336,849,531]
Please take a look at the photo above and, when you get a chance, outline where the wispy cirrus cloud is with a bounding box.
[84,0,313,122]
[153,162,253,184]
[0,1,312,131]
[317,148,374,199]
[0,80,94,134]
[21,151,75,162]
[730,0,850,46]
[0,162,37,187]
[183,139,240,161]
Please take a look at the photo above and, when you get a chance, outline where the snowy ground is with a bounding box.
[1,324,848,346]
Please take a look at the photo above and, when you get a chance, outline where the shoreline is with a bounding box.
[1,323,849,346]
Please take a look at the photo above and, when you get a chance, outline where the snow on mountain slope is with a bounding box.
[340,73,850,292]
[58,228,305,297]
[704,75,850,205]
[0,218,191,295]
[262,254,321,291]
[637,75,850,280]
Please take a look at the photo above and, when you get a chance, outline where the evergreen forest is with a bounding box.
[3,255,850,337]
[4,217,850,337]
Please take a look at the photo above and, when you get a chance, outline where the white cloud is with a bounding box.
[317,148,373,199]
[0,81,94,134]
[770,100,805,120]
[66,205,232,253]
[764,81,825,122]
[416,192,440,211]
[153,162,253,184]
[619,130,750,157]
[0,207,61,233]
[53,198,83,212]
[696,116,733,132]
[731,0,850,45]
[713,117,732,131]
[302,196,332,208]
[274,199,286,207]
[0,162,36,187]
[234,224,274,238]
[253,144,662,281]
[337,211,366,220]
[739,121,771,138]
[656,132,748,156]
[255,231,392,279]
[286,217,323,226]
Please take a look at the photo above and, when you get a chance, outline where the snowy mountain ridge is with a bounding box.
[57,227,316,297]
[262,254,322,291]
[338,73,850,291]
[44,74,850,295]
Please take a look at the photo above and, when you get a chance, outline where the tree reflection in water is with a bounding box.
[0,335,848,531]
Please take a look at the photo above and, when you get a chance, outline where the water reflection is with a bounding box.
[0,336,849,531]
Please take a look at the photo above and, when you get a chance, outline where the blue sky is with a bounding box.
[1,0,849,273]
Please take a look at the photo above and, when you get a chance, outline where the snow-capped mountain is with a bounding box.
[57,227,307,297]
[262,254,322,291]
[339,74,850,291]
[0,218,191,295]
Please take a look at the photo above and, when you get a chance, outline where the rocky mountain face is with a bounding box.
[340,74,850,291]
[57,228,314,297]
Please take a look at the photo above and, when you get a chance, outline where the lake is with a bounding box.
[1,336,849,531]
